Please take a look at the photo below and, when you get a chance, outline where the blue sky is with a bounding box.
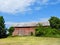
[0,0,60,28]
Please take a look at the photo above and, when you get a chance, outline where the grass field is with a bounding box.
[0,36,60,45]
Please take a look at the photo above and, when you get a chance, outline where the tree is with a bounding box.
[49,16,60,29]
[35,23,45,36]
[0,26,2,37]
[0,16,6,38]
[8,27,14,36]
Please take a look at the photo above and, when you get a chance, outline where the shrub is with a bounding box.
[8,27,14,36]
[35,24,60,37]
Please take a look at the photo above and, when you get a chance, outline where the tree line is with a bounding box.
[0,16,60,38]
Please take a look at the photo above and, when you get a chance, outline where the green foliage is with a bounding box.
[35,16,60,37]
[35,23,60,37]
[44,27,60,37]
[49,16,60,29]
[8,27,14,36]
[35,23,45,36]
[0,16,7,38]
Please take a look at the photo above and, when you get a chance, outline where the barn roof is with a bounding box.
[12,21,50,27]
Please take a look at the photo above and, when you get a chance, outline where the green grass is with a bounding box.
[0,36,60,45]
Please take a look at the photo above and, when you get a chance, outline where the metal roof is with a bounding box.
[12,21,50,27]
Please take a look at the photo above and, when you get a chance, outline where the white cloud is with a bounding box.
[5,21,20,28]
[34,7,42,10]
[0,0,60,14]
[0,0,35,13]
[36,0,60,5]
[5,18,49,25]
[36,0,49,5]
[5,22,15,25]
[34,0,60,11]
[5,18,49,28]
[49,0,60,5]
[39,18,49,22]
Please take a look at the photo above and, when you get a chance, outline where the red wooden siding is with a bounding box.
[12,27,35,36]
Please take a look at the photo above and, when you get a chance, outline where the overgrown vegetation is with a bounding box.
[35,26,60,37]
[35,16,60,37]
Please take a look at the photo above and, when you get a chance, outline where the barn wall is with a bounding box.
[12,27,35,36]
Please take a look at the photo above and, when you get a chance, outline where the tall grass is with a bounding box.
[0,36,60,45]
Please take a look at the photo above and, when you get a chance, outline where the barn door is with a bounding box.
[18,30,24,36]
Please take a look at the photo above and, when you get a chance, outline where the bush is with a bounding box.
[35,24,60,37]
[8,27,14,36]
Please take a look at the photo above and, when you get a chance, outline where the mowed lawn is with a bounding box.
[0,36,60,45]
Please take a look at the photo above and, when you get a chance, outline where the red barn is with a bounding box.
[12,22,50,36]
